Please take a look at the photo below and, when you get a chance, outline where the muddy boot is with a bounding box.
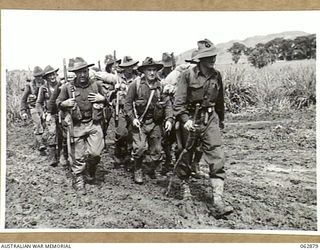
[47,146,58,167]
[60,148,69,168]
[208,178,233,219]
[84,155,100,184]
[191,162,202,179]
[191,150,202,179]
[36,135,46,155]
[72,173,87,195]
[178,180,194,219]
[133,158,144,184]
[146,161,162,180]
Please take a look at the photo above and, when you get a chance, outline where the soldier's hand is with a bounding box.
[88,93,105,103]
[21,113,28,120]
[61,98,76,108]
[165,120,172,132]
[133,118,141,128]
[184,119,195,131]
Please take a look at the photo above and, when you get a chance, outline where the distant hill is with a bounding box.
[176,31,310,65]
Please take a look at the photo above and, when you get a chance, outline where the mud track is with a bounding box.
[5,107,316,230]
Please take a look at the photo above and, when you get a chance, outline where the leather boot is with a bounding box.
[36,134,46,155]
[133,158,144,184]
[47,146,58,167]
[208,178,233,218]
[147,161,162,180]
[73,173,87,195]
[84,155,100,184]
[191,150,202,179]
[162,158,173,176]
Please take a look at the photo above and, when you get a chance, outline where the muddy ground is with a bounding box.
[5,106,317,230]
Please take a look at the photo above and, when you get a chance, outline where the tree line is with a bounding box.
[227,34,316,68]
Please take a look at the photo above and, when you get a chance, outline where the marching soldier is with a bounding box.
[38,65,61,167]
[20,66,47,154]
[174,44,234,218]
[108,56,139,167]
[158,52,175,80]
[104,54,121,74]
[56,57,107,195]
[158,52,176,175]
[124,57,173,184]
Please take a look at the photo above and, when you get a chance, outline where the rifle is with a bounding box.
[165,103,200,196]
[63,58,75,167]
[171,52,176,70]
[114,50,120,128]
[98,61,101,71]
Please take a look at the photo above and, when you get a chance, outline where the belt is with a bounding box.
[188,106,215,125]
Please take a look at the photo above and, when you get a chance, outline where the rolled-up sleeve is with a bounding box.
[56,84,69,111]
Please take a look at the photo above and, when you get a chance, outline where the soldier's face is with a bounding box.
[75,68,89,84]
[47,72,57,84]
[200,55,216,69]
[34,76,43,84]
[144,67,157,81]
[124,66,134,74]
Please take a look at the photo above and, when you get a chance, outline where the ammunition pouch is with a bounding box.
[71,105,83,123]
[153,101,166,124]
[134,99,147,116]
[102,105,113,123]
[92,103,104,121]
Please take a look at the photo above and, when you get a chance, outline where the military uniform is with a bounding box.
[108,56,139,167]
[37,65,64,167]
[20,66,47,153]
[124,57,173,184]
[174,45,233,218]
[56,57,107,194]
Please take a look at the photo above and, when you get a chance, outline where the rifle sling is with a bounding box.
[138,89,155,123]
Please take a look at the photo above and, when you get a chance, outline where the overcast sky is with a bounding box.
[2,10,320,71]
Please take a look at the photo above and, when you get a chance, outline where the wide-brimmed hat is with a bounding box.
[119,56,139,68]
[104,54,121,66]
[33,66,43,77]
[197,38,214,49]
[138,57,163,73]
[185,50,200,64]
[43,65,59,77]
[68,57,94,72]
[162,52,174,67]
[192,46,218,60]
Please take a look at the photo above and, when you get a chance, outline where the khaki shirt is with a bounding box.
[174,65,224,123]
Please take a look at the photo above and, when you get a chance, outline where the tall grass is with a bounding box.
[218,60,316,113]
[6,70,31,124]
[5,60,316,124]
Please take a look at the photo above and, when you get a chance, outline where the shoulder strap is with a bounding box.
[138,89,155,122]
